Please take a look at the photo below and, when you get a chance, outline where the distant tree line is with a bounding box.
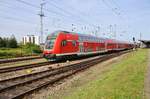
[0,35,42,54]
[0,35,18,48]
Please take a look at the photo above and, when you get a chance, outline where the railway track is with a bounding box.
[0,61,51,73]
[0,56,42,64]
[0,50,130,99]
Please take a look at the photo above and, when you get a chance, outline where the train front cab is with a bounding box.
[43,31,79,60]
[43,31,59,60]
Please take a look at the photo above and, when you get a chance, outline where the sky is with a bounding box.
[0,0,150,42]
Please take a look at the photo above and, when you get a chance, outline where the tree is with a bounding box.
[7,35,18,48]
[4,38,9,48]
[0,35,18,48]
[0,37,8,48]
[0,37,4,47]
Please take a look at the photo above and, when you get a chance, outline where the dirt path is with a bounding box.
[144,49,150,99]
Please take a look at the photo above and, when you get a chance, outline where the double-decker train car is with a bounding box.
[43,30,134,60]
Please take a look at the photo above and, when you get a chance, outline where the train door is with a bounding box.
[79,42,84,53]
[61,40,78,54]
[105,42,108,52]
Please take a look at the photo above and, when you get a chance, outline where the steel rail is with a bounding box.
[0,56,42,64]
[0,62,51,73]
[0,50,131,99]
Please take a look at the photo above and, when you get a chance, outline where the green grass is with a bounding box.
[0,48,34,59]
[62,49,148,99]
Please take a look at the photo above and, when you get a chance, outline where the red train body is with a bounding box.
[43,31,134,60]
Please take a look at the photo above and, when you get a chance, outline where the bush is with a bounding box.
[0,42,42,58]
[21,43,42,54]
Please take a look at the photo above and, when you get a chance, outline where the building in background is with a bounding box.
[22,35,40,45]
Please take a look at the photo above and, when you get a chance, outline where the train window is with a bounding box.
[72,40,76,46]
[61,40,67,46]
[47,36,51,40]
[47,35,57,40]
[45,39,55,49]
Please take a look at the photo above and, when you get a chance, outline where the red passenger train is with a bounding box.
[43,30,133,60]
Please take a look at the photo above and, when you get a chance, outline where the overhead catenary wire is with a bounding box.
[0,1,39,24]
[1,0,103,35]
[14,0,85,33]
[15,0,85,25]
[100,0,132,39]
[107,0,129,21]
[0,1,72,36]
[0,1,37,16]
[50,0,103,34]
[0,14,37,25]
[16,0,99,31]
[47,1,98,28]
[101,0,122,17]
[0,0,131,39]
[107,0,132,38]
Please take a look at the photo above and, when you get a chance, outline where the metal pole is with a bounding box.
[140,33,142,48]
[114,24,116,39]
[140,32,142,40]
[39,3,45,44]
[109,25,112,38]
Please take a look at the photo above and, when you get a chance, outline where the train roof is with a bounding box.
[77,33,107,40]
[48,30,107,39]
[48,30,133,44]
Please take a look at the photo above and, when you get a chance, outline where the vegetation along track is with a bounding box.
[0,56,42,64]
[0,61,51,73]
[0,50,131,99]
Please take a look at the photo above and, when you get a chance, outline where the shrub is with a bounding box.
[21,43,42,54]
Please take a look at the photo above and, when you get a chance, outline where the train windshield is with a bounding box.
[45,37,56,49]
[45,31,60,49]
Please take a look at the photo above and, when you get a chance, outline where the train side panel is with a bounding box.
[43,30,134,60]
[59,33,79,54]
[78,35,106,55]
